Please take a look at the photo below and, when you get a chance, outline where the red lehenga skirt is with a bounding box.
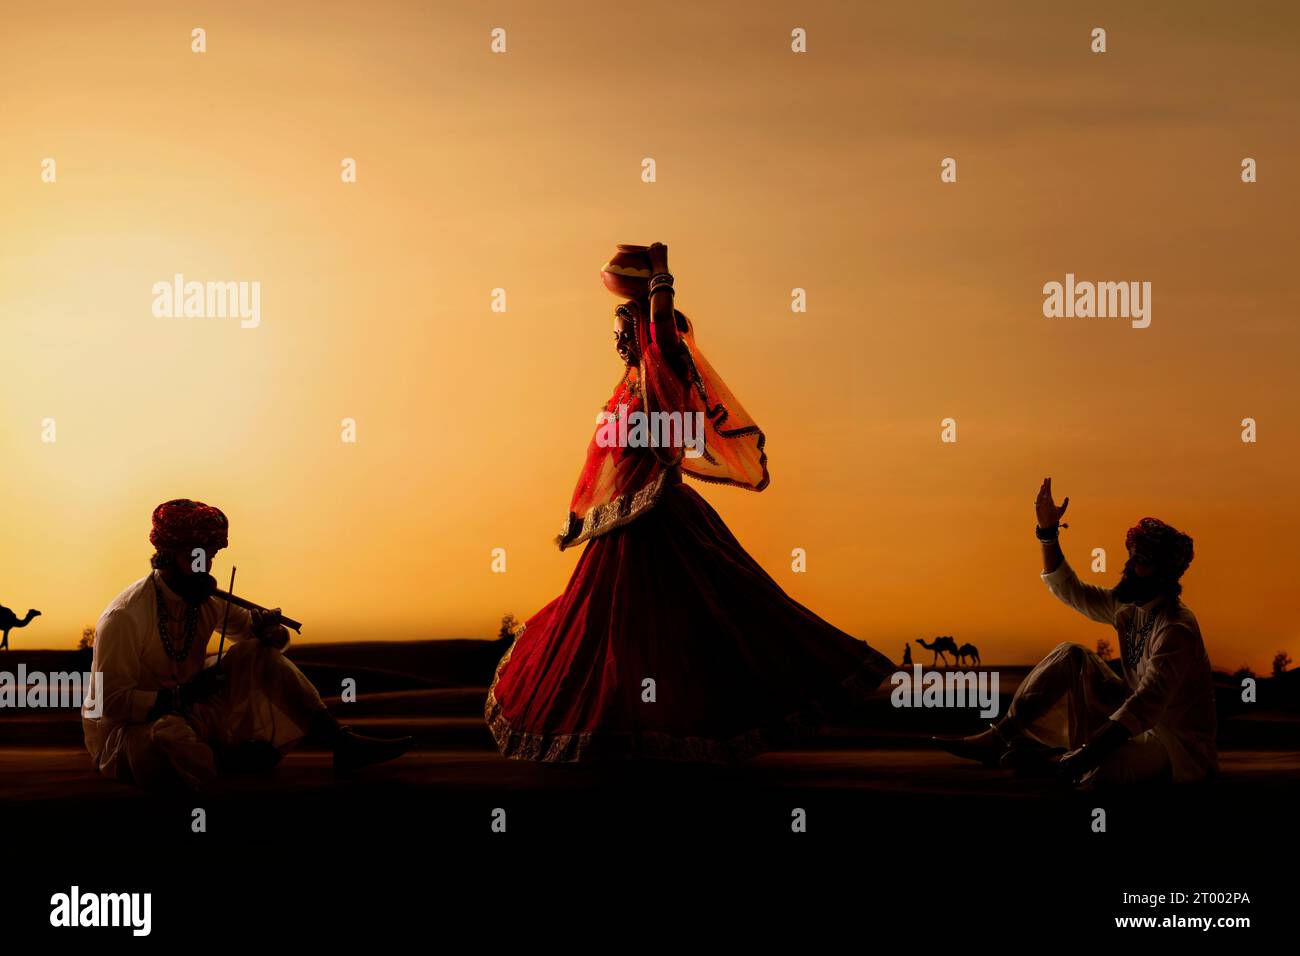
[485,477,895,762]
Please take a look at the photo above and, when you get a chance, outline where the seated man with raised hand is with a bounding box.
[936,478,1217,788]
[82,498,412,791]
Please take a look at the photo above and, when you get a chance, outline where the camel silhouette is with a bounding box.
[915,635,958,667]
[956,642,981,667]
[0,605,41,651]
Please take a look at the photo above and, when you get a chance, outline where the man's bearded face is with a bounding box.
[1113,552,1169,605]
[160,546,221,605]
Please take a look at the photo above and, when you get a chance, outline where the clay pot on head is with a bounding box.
[601,244,652,299]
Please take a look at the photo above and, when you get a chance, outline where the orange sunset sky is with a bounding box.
[1,1,1297,671]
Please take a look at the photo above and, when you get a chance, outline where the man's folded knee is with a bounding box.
[225,637,270,659]
[1048,641,1086,660]
[227,639,290,671]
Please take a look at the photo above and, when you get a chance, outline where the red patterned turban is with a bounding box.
[1125,517,1193,579]
[150,499,229,552]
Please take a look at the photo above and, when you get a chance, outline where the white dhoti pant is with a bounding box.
[1004,641,1172,788]
[107,640,326,790]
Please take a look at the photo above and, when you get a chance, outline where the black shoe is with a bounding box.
[931,734,1006,768]
[332,726,413,776]
[999,740,1067,777]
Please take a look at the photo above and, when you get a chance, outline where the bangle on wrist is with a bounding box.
[1035,523,1060,542]
[648,272,674,296]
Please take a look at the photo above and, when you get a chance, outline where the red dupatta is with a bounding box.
[557,302,768,550]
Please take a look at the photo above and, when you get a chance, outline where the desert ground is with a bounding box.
[2,640,1293,934]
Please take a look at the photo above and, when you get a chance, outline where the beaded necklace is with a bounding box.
[1121,604,1160,670]
[607,369,641,421]
[153,576,201,662]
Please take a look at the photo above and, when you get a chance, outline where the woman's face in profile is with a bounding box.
[613,310,640,366]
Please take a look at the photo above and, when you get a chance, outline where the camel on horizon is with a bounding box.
[915,636,959,667]
[0,605,41,651]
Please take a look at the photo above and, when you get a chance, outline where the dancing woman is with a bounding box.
[486,243,893,762]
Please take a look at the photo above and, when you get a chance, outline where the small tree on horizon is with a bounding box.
[77,626,95,651]
[1096,638,1113,661]
[1272,651,1292,677]
[498,613,519,643]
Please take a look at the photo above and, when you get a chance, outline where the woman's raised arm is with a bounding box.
[647,242,682,354]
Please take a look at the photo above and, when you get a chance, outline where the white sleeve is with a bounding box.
[215,600,256,643]
[1040,558,1120,626]
[93,610,157,723]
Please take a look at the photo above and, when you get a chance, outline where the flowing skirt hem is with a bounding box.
[484,625,889,764]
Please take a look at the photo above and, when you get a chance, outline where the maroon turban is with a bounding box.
[1125,517,1193,579]
[150,499,229,552]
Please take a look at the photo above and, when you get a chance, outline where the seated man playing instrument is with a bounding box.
[82,498,412,791]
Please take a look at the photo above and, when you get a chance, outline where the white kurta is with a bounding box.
[82,571,320,787]
[1037,559,1217,783]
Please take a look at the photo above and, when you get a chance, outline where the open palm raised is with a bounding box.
[1035,477,1069,529]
